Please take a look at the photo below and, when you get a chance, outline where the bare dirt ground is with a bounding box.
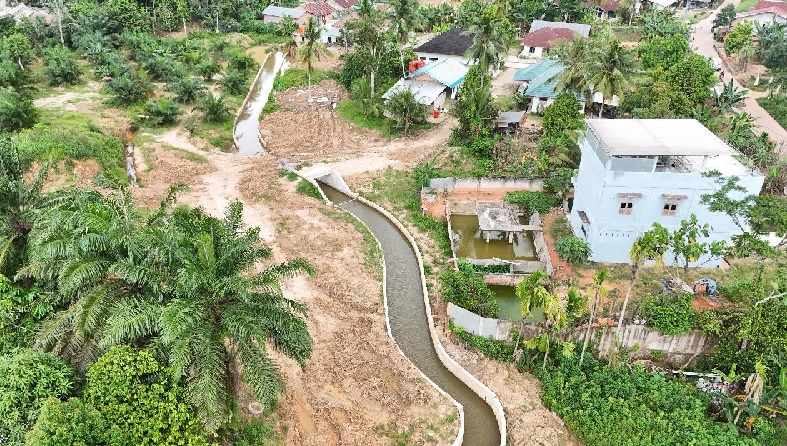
[124,126,460,445]
[260,78,457,176]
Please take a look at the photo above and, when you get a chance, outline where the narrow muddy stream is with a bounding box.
[234,51,284,156]
[320,184,501,446]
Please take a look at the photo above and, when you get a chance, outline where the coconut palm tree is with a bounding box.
[579,269,607,366]
[390,0,421,77]
[587,38,636,117]
[551,37,592,99]
[101,201,314,432]
[465,8,509,86]
[297,17,331,101]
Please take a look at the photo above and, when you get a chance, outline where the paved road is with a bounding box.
[691,3,787,154]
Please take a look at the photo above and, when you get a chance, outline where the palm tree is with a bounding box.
[101,201,314,432]
[465,9,509,86]
[386,88,424,136]
[297,17,331,101]
[587,39,636,117]
[17,187,162,369]
[0,136,48,276]
[194,93,231,123]
[579,269,607,366]
[737,44,756,71]
[390,0,421,77]
[551,37,591,99]
[615,232,666,337]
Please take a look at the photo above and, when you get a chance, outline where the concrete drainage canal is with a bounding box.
[300,168,505,446]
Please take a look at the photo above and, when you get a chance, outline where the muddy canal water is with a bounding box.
[320,184,501,446]
[234,51,284,156]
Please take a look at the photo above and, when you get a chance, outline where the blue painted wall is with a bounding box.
[569,127,765,266]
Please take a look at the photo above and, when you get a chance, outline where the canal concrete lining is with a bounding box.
[303,170,506,446]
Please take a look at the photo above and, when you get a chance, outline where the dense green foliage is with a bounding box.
[143,98,182,126]
[555,237,591,265]
[385,88,425,136]
[0,87,37,131]
[296,179,323,200]
[452,65,496,141]
[42,47,83,87]
[0,349,75,446]
[725,22,754,55]
[535,356,769,446]
[440,262,500,318]
[0,275,50,354]
[26,398,120,446]
[450,322,515,362]
[641,293,697,335]
[504,191,561,217]
[105,70,152,106]
[758,97,787,130]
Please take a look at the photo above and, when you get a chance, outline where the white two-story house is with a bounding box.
[569,119,765,266]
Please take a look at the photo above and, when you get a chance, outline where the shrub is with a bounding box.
[534,355,768,446]
[25,398,121,446]
[43,46,83,86]
[0,349,75,446]
[141,55,185,82]
[167,77,206,103]
[440,262,499,318]
[105,70,151,105]
[195,94,231,123]
[555,236,591,265]
[220,69,248,96]
[196,59,221,81]
[0,87,37,131]
[641,293,696,335]
[143,98,181,126]
[504,191,561,217]
[226,49,256,72]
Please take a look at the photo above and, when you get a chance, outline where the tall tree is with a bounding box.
[297,17,331,101]
[579,269,607,366]
[615,230,668,337]
[389,0,421,76]
[44,0,68,45]
[587,38,635,117]
[101,202,314,432]
[552,36,591,98]
[465,7,512,85]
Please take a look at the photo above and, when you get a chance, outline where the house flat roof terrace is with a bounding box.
[588,119,735,157]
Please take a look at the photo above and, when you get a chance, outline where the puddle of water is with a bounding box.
[450,214,536,260]
[233,51,286,156]
[489,285,545,323]
[293,400,318,434]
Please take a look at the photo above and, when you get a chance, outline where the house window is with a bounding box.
[662,203,677,216]
[528,46,536,54]
[619,202,633,215]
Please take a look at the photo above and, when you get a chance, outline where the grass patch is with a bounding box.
[548,215,573,241]
[189,118,235,151]
[757,96,787,129]
[164,146,208,163]
[278,169,299,181]
[275,68,332,91]
[610,26,644,42]
[337,99,393,136]
[13,110,126,182]
[295,179,323,200]
[319,207,384,281]
[735,0,757,12]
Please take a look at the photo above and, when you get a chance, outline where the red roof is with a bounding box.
[581,0,622,11]
[301,2,336,16]
[751,0,787,13]
[522,27,577,49]
[333,0,357,8]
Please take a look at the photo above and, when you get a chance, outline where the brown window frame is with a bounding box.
[662,203,677,216]
[619,202,633,215]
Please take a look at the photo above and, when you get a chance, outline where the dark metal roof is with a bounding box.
[414,28,473,57]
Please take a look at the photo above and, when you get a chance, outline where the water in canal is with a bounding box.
[233,51,285,156]
[319,184,502,446]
